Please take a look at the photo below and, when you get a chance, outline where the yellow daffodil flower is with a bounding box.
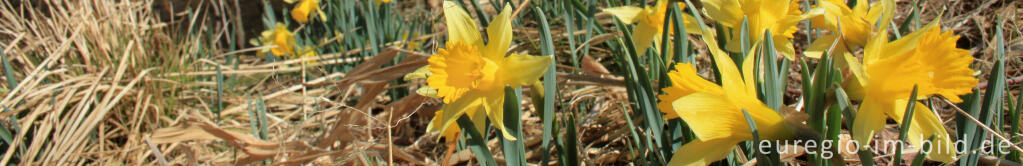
[423,1,552,142]
[254,23,296,56]
[286,0,326,23]
[805,0,896,58]
[701,0,823,59]
[659,26,806,165]
[847,18,976,163]
[376,0,392,5]
[603,0,701,57]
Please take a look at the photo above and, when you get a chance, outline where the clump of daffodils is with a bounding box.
[407,1,552,141]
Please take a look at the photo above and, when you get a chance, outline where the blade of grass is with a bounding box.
[669,3,689,63]
[955,91,982,166]
[761,30,782,110]
[535,7,560,166]
[742,109,780,166]
[613,16,667,163]
[457,115,498,166]
[500,87,526,166]
[0,49,18,151]
[563,1,579,68]
[215,65,224,122]
[961,18,1007,166]
[563,112,580,165]
[894,85,920,165]
[619,103,647,163]
[470,0,491,27]
[1,48,15,91]
[740,17,751,60]
[251,94,269,140]
[1011,83,1022,162]
[911,136,936,166]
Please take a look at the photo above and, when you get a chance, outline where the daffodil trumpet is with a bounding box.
[846,18,976,163]
[413,1,553,142]
[603,0,701,58]
[286,0,327,23]
[658,25,814,166]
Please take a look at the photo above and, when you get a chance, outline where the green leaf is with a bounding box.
[215,65,224,122]
[911,136,936,166]
[742,109,780,166]
[613,15,667,163]
[457,115,498,166]
[961,18,1006,166]
[894,85,920,165]
[1,47,16,91]
[534,7,561,166]
[500,87,526,166]
[955,91,981,166]
[669,3,690,63]
[760,30,783,111]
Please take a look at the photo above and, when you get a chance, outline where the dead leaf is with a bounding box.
[150,114,320,165]
[581,55,610,77]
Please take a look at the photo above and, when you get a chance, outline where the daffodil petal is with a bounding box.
[671,92,741,140]
[892,101,956,163]
[862,28,888,65]
[469,103,488,138]
[851,0,868,16]
[483,3,514,60]
[701,0,744,27]
[883,18,941,59]
[434,92,485,141]
[498,53,553,88]
[773,36,797,60]
[603,6,644,24]
[804,34,840,59]
[851,99,888,148]
[867,0,896,30]
[701,31,749,104]
[842,75,867,101]
[760,0,795,24]
[658,63,725,119]
[843,52,868,100]
[481,92,516,140]
[632,21,661,57]
[671,92,787,140]
[810,0,850,30]
[443,1,483,47]
[741,47,758,96]
[427,110,462,142]
[681,14,703,34]
[666,138,740,166]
